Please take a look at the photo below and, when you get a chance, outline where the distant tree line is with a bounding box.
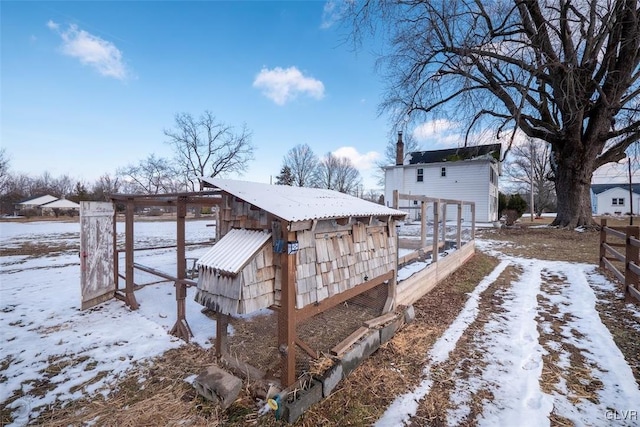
[0,111,385,215]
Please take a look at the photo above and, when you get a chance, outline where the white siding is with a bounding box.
[595,188,640,215]
[385,159,498,222]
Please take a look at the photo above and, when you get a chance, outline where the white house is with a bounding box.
[384,132,501,223]
[591,183,640,216]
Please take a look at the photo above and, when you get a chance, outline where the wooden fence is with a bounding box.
[599,219,640,302]
[393,191,476,307]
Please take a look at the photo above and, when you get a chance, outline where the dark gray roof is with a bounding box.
[591,183,640,194]
[408,143,502,165]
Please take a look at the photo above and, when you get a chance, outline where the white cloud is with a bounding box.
[412,119,457,142]
[46,20,59,31]
[320,0,348,30]
[47,21,129,80]
[253,66,325,105]
[332,146,380,170]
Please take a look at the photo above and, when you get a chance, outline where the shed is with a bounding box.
[195,178,407,317]
[41,198,81,213]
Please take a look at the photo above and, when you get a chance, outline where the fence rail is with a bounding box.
[599,219,640,302]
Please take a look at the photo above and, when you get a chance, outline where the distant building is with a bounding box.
[14,195,58,216]
[591,183,640,216]
[384,132,501,223]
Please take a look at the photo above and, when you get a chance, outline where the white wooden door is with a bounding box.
[80,201,115,309]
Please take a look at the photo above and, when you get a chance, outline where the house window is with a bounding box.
[612,198,625,205]
[413,200,418,205]
[441,167,447,177]
[417,168,423,182]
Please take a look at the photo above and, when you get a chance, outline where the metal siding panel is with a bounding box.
[201,178,406,222]
[196,229,272,275]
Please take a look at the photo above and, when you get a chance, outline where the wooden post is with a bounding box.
[393,190,399,209]
[113,205,119,291]
[278,223,297,387]
[170,197,193,342]
[625,226,639,295]
[432,201,440,263]
[124,199,139,309]
[441,203,447,242]
[599,218,608,269]
[456,202,462,248]
[420,201,427,248]
[471,203,476,239]
[216,312,229,357]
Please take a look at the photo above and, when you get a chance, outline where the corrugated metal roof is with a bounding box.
[17,195,58,206]
[196,229,272,275]
[201,178,407,222]
[42,199,81,209]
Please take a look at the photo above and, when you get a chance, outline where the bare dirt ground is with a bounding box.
[20,221,640,426]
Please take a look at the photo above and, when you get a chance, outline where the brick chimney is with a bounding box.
[395,131,404,166]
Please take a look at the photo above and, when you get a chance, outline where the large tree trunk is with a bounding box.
[550,146,597,228]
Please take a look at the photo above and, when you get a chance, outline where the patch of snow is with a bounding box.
[0,220,218,424]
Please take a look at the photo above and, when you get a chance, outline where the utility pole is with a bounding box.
[530,147,535,222]
[629,159,634,226]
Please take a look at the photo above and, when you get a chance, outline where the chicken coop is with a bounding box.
[195,178,406,387]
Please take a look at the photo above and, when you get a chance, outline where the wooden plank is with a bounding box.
[364,312,399,328]
[605,226,627,240]
[630,236,640,249]
[278,226,297,387]
[602,257,625,283]
[221,353,266,381]
[330,326,369,357]
[295,337,319,359]
[295,271,393,322]
[603,243,626,262]
[628,285,640,302]
[289,220,312,232]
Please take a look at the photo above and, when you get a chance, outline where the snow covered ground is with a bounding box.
[0,219,218,425]
[377,238,640,427]
[2,220,639,426]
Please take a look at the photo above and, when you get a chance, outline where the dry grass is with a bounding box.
[10,223,639,426]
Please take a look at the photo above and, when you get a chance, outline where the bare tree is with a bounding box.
[164,111,254,191]
[117,154,180,194]
[91,173,121,201]
[317,153,362,194]
[347,0,640,227]
[503,138,556,216]
[0,148,10,195]
[282,144,320,187]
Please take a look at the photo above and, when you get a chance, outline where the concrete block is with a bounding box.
[341,330,380,377]
[193,365,242,410]
[283,379,323,424]
[404,305,416,324]
[380,317,404,344]
[321,363,343,397]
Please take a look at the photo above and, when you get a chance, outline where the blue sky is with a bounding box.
[1,0,418,190]
[2,1,635,192]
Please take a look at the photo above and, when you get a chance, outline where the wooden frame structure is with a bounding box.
[110,191,222,342]
[599,218,640,302]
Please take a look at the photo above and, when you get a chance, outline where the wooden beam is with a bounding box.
[216,312,229,358]
[432,201,440,263]
[295,271,394,322]
[295,337,319,359]
[124,199,139,310]
[289,220,313,232]
[170,197,193,342]
[330,326,369,357]
[278,224,297,387]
